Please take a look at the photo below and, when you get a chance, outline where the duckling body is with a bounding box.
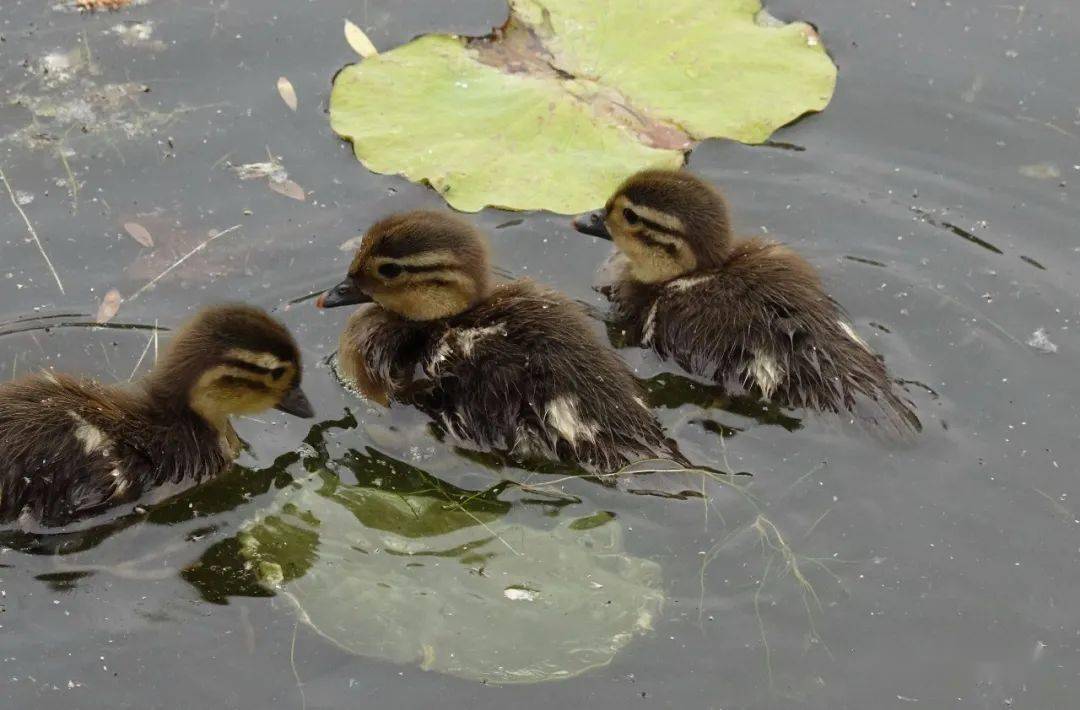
[321,211,687,477]
[0,304,313,527]
[576,169,919,433]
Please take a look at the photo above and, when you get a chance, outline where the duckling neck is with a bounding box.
[142,374,237,454]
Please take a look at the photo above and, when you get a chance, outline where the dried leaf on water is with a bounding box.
[339,235,365,252]
[123,221,154,248]
[96,288,123,324]
[344,20,379,58]
[268,179,306,201]
[277,76,298,111]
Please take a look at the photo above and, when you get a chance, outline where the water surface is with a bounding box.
[1,0,1079,707]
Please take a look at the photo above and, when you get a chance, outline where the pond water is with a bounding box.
[2,0,1079,707]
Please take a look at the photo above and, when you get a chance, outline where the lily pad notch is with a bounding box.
[330,0,837,213]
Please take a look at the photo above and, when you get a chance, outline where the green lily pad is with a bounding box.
[239,471,665,683]
[330,0,836,213]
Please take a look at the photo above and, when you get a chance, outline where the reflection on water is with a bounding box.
[182,418,665,684]
[2,0,1079,706]
[642,371,803,432]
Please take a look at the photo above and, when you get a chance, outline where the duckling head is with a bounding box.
[317,210,492,321]
[149,304,314,424]
[573,169,732,283]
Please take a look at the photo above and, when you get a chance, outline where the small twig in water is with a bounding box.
[290,618,307,710]
[1,166,65,294]
[56,135,79,214]
[126,225,241,302]
[128,326,157,381]
[454,501,521,556]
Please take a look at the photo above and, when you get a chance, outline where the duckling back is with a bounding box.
[608,239,921,434]
[339,279,687,475]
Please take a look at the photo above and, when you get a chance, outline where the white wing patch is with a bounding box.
[426,323,507,374]
[837,320,871,351]
[427,337,454,373]
[666,274,713,292]
[68,411,112,456]
[545,396,600,445]
[109,468,130,496]
[457,323,507,357]
[746,350,784,398]
[642,301,659,346]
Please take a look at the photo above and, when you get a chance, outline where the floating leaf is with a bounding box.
[95,288,122,324]
[239,470,664,683]
[268,178,306,201]
[123,221,154,248]
[277,76,298,111]
[339,235,365,251]
[329,0,837,213]
[344,20,378,58]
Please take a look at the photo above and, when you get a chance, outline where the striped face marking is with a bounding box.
[607,196,696,283]
[367,250,480,320]
[190,348,298,425]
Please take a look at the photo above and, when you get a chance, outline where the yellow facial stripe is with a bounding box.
[225,349,289,371]
[620,199,685,233]
[395,250,461,268]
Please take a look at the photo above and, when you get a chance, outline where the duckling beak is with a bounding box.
[276,384,315,419]
[316,277,372,309]
[572,211,611,240]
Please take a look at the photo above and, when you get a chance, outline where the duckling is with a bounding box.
[0,304,314,527]
[574,169,920,433]
[317,210,690,484]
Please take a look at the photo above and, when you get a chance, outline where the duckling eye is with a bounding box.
[270,366,287,380]
[378,262,403,279]
[622,208,640,225]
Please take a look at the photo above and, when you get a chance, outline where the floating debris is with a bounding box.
[76,0,134,10]
[267,179,306,201]
[1019,163,1061,180]
[1027,328,1058,354]
[503,586,539,602]
[277,77,298,112]
[231,157,305,201]
[110,22,166,51]
[231,161,286,182]
[95,289,123,324]
[339,235,365,252]
[345,20,379,58]
[123,222,154,248]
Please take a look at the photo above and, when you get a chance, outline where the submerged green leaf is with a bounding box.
[330,0,836,213]
[240,471,664,683]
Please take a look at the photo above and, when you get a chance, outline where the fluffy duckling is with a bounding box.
[574,169,920,433]
[317,210,689,481]
[0,304,314,527]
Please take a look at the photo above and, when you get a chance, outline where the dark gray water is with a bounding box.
[2,0,1079,707]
